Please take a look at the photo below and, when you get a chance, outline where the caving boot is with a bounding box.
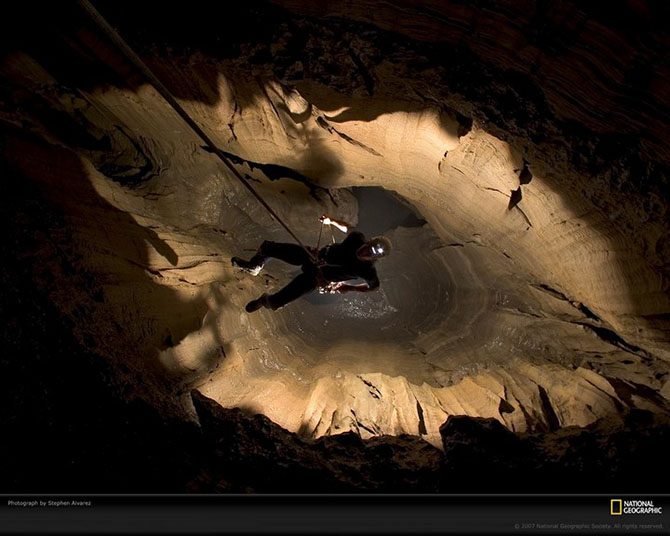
[245,293,271,313]
[232,256,263,276]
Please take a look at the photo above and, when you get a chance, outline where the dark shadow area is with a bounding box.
[352,186,427,237]
[189,391,670,493]
[0,124,210,363]
[0,139,203,492]
[201,144,341,200]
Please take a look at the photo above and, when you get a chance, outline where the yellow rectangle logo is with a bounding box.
[611,499,622,515]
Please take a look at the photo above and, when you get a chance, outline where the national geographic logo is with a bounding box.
[611,499,663,515]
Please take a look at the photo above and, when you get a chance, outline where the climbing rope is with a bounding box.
[75,0,316,260]
[315,221,324,252]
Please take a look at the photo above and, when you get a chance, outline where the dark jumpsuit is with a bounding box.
[254,232,379,310]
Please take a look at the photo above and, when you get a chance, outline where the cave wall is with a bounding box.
[1,0,669,490]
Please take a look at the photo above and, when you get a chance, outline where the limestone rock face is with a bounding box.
[1,0,669,490]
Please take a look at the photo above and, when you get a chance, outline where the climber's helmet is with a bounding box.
[356,236,392,261]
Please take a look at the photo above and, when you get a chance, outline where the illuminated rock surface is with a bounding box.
[1,0,669,491]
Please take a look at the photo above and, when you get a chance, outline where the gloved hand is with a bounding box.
[326,281,346,294]
[319,214,348,233]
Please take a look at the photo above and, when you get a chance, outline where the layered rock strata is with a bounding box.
[1,0,669,488]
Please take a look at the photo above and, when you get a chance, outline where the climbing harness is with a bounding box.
[75,0,317,261]
[313,216,349,294]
